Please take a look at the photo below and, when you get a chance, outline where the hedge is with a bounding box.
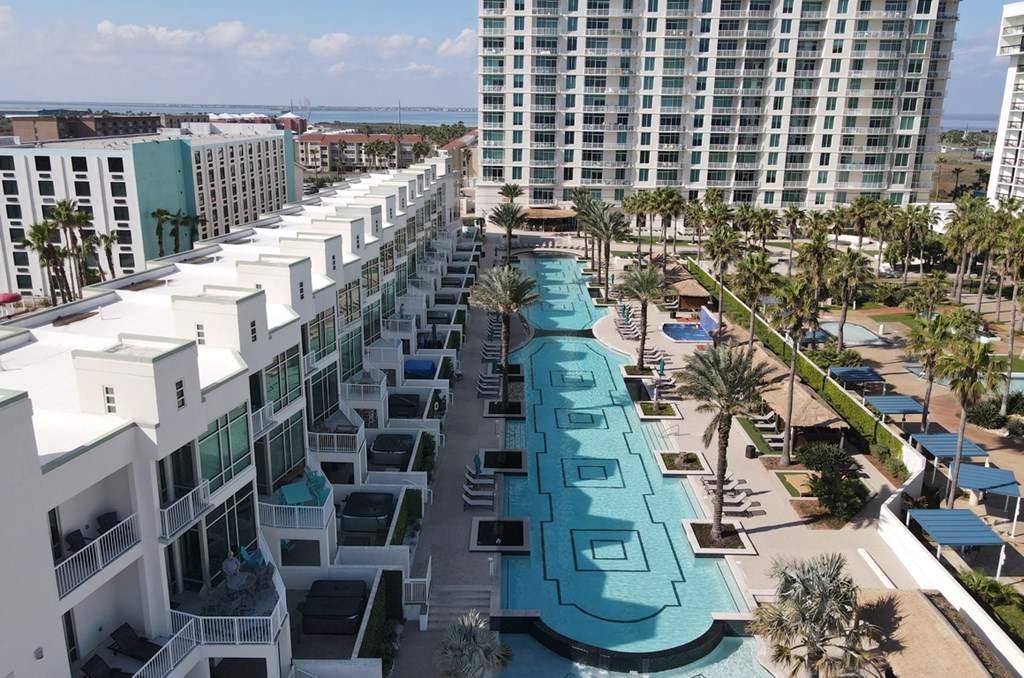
[688,261,909,480]
[358,569,405,672]
[389,488,423,546]
[412,433,436,476]
[446,331,462,351]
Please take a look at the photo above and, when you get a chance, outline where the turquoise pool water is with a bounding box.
[502,253,745,656]
[516,253,605,330]
[818,321,888,346]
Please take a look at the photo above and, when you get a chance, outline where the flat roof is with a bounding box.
[829,366,885,383]
[949,463,1020,498]
[909,433,990,459]
[907,509,1005,547]
[864,395,925,416]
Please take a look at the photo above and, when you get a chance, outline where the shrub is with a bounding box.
[1008,419,1024,438]
[1007,391,1024,417]
[796,443,853,475]
[808,471,867,522]
[966,400,1007,430]
[807,343,863,369]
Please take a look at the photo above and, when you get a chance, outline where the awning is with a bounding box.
[754,348,848,429]
[950,462,1022,537]
[525,208,576,220]
[664,266,710,298]
[829,366,885,384]
[910,433,989,460]
[864,395,924,416]
[906,508,1007,578]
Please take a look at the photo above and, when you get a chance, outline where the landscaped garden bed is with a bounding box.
[485,400,525,418]
[682,519,757,556]
[925,592,1016,678]
[620,364,654,378]
[635,401,681,419]
[470,517,531,554]
[653,450,710,476]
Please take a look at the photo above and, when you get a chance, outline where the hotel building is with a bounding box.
[989,2,1024,202]
[476,0,959,215]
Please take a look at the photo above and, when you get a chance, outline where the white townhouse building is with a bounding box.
[0,156,471,678]
[476,0,959,215]
[989,2,1024,203]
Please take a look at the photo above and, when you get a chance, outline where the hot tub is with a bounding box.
[369,434,416,467]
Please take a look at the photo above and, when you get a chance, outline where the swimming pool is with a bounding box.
[662,322,713,342]
[818,321,888,346]
[516,253,605,330]
[501,254,746,660]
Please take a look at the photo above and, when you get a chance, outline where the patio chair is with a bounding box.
[257,562,276,597]
[240,545,266,569]
[462,492,494,511]
[81,655,132,678]
[95,512,119,534]
[463,484,495,499]
[65,529,93,553]
[306,474,327,492]
[749,412,776,425]
[723,500,752,516]
[701,472,734,486]
[477,385,501,398]
[465,471,495,487]
[108,623,160,662]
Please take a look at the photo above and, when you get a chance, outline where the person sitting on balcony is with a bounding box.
[221,550,241,580]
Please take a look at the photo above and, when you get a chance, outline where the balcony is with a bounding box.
[55,513,140,598]
[251,402,276,437]
[160,482,212,540]
[341,369,387,403]
[259,478,335,530]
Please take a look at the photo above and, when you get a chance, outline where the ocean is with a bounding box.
[0,102,476,127]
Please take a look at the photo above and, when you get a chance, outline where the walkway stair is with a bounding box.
[427,584,492,630]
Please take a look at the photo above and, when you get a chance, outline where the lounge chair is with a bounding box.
[704,479,739,495]
[701,473,734,487]
[81,655,132,678]
[240,545,265,569]
[723,500,752,516]
[96,512,119,534]
[477,384,500,398]
[722,491,750,505]
[108,623,160,662]
[463,492,494,511]
[465,471,495,487]
[463,484,495,499]
[65,529,93,553]
[749,412,776,425]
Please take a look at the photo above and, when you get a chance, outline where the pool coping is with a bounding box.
[681,519,759,557]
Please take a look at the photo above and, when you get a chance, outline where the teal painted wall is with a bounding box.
[131,139,194,261]
[283,130,297,202]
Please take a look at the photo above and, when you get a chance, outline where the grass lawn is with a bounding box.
[640,402,677,416]
[738,417,779,456]
[765,241,794,249]
[623,365,653,376]
[856,302,888,310]
[994,603,1024,650]
[868,312,922,332]
[993,355,1024,372]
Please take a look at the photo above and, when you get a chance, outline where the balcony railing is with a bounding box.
[160,482,212,540]
[55,513,140,598]
[133,617,199,678]
[302,352,317,376]
[308,429,364,454]
[259,484,334,530]
[341,374,387,402]
[251,403,275,436]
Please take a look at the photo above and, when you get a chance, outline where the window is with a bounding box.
[0,156,13,171]
[256,410,307,495]
[113,206,130,221]
[103,386,116,413]
[110,182,127,198]
[198,404,251,492]
[71,156,87,172]
[118,253,134,269]
[108,157,125,173]
[6,204,21,219]
[175,380,186,409]
[2,180,18,196]
[38,180,55,196]
[298,281,305,300]
[74,181,90,197]
[250,320,258,343]
[196,324,206,345]
[35,156,51,172]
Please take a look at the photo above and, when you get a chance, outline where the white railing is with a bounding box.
[160,481,212,540]
[404,555,432,605]
[55,513,140,598]
[365,343,402,366]
[259,484,335,529]
[251,403,276,436]
[302,352,317,375]
[341,377,386,402]
[383,316,417,334]
[133,617,199,678]
[308,431,363,454]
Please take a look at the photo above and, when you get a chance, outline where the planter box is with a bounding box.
[634,401,682,420]
[483,400,526,419]
[470,517,531,554]
[682,519,758,557]
[619,365,656,379]
[479,448,528,476]
[653,450,711,477]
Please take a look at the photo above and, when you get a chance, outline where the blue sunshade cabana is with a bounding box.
[829,366,887,395]
[864,395,924,415]
[906,508,1008,578]
[910,433,990,483]
[950,463,1021,537]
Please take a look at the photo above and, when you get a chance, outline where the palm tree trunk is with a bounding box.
[876,240,884,272]
[715,264,726,347]
[662,217,669,273]
[919,242,926,277]
[747,296,758,356]
[902,238,912,285]
[604,240,611,301]
[674,214,681,256]
[954,250,968,303]
[591,236,599,274]
[782,338,798,467]
[648,215,654,259]
[106,251,116,282]
[922,369,935,434]
[635,216,643,258]
[996,273,1005,322]
[506,232,512,266]
[711,418,731,543]
[857,226,864,250]
[975,255,990,313]
[43,262,56,306]
[1002,278,1020,416]
[837,296,849,352]
[787,229,795,277]
[637,303,648,370]
[945,405,969,508]
[500,313,510,409]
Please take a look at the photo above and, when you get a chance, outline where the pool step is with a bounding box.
[427,584,492,630]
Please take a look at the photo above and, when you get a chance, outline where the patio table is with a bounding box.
[280,481,313,506]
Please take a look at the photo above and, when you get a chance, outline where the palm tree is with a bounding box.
[621,192,647,259]
[98,232,119,282]
[685,199,708,265]
[870,200,895,273]
[652,186,684,273]
[52,199,91,298]
[1001,216,1024,415]
[920,269,951,318]
[937,341,1001,508]
[848,195,876,249]
[782,204,805,276]
[732,251,778,355]
[676,346,773,543]
[826,250,874,351]
[704,225,742,344]
[733,202,758,246]
[916,203,939,277]
[470,267,541,410]
[168,209,187,255]
[952,166,964,190]
[617,265,670,371]
[498,183,523,204]
[24,220,62,305]
[796,227,834,303]
[151,208,171,259]
[751,208,780,251]
[412,140,432,162]
[826,205,848,246]
[433,609,513,678]
[82,233,102,283]
[488,203,528,264]
[750,553,880,678]
[588,203,629,300]
[767,276,818,466]
[968,201,999,313]
[906,314,954,435]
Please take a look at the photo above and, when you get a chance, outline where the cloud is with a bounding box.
[308,32,432,59]
[327,62,352,75]
[396,61,446,79]
[237,30,291,59]
[206,21,247,48]
[0,5,14,36]
[308,32,356,57]
[437,28,476,58]
[373,34,433,58]
[95,19,202,48]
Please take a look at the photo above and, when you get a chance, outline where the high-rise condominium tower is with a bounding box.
[990,2,1024,202]
[476,0,959,216]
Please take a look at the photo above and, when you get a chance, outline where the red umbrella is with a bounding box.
[0,293,21,304]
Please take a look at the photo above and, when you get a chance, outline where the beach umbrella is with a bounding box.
[625,305,631,321]
[611,274,615,285]
[658,358,665,377]
[473,453,482,476]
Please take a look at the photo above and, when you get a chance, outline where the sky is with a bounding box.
[0,1,1011,117]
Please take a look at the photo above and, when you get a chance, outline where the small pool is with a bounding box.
[662,322,713,342]
[818,321,888,346]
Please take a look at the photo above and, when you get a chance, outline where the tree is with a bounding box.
[751,207,780,251]
[704,225,742,345]
[684,199,708,265]
[733,251,778,355]
[412,140,432,162]
[471,268,541,411]
[1001,213,1024,415]
[906,314,953,435]
[151,208,171,259]
[750,553,880,678]
[826,250,874,351]
[781,204,805,277]
[488,203,528,264]
[433,609,513,678]
[797,227,834,303]
[617,265,670,371]
[733,202,758,245]
[936,341,1000,508]
[676,346,773,543]
[588,203,630,301]
[621,192,647,259]
[767,276,818,466]
[952,166,964,190]
[652,186,684,273]
[498,183,523,204]
[570,187,599,263]
[870,200,896,273]
[848,196,876,249]
[919,269,951,318]
[24,220,62,305]
[52,199,92,298]
[168,209,187,255]
[967,200,999,313]
[98,232,120,282]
